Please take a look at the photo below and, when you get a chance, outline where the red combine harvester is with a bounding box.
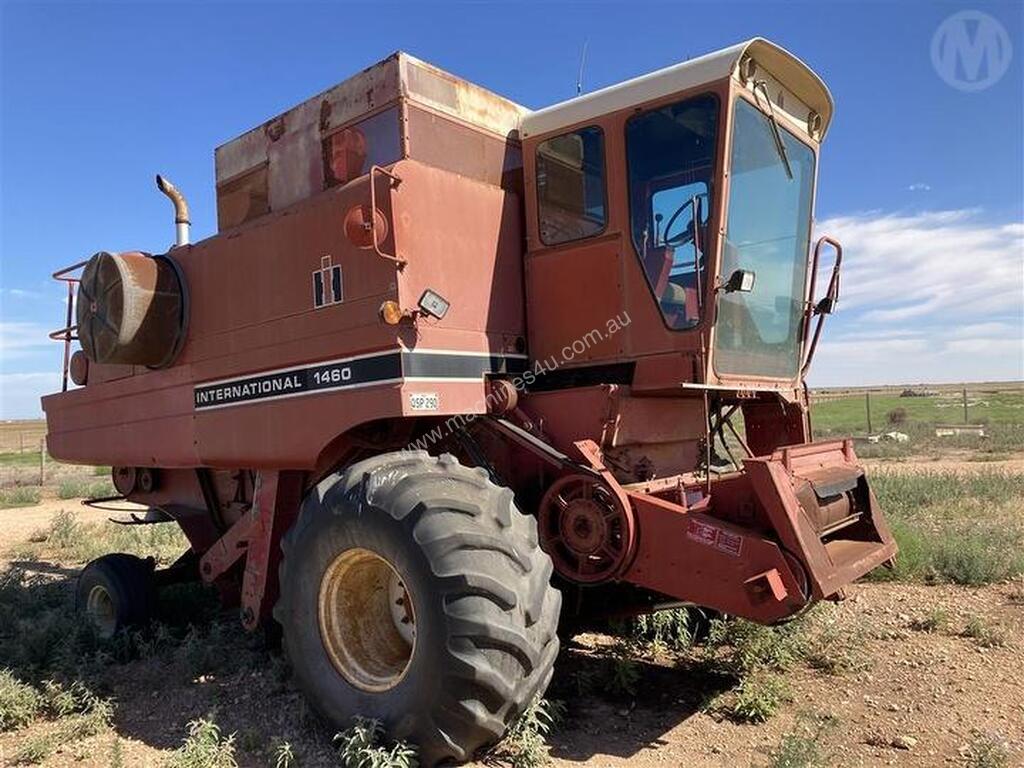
[44,39,896,765]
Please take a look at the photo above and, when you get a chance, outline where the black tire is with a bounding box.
[76,553,156,638]
[275,451,561,766]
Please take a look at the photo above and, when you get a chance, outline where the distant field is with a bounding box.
[0,420,46,454]
[810,385,1024,434]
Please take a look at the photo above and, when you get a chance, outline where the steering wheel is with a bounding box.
[662,195,706,247]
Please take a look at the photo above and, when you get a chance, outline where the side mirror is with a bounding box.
[814,296,836,315]
[722,269,756,293]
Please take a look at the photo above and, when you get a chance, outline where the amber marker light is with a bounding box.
[379,300,404,325]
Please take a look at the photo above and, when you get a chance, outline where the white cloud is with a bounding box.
[808,209,1023,386]
[0,321,56,364]
[0,321,54,359]
[3,288,45,299]
[907,183,932,192]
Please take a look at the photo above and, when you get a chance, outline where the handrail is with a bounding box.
[367,165,406,268]
[49,260,88,392]
[801,235,843,378]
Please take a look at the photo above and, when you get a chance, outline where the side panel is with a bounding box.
[43,160,525,470]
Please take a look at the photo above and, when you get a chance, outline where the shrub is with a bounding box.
[767,713,836,768]
[57,478,114,500]
[492,697,565,768]
[705,618,805,676]
[33,510,188,566]
[0,670,41,732]
[7,681,113,765]
[910,607,949,633]
[48,509,82,549]
[167,718,238,768]
[273,741,296,768]
[800,618,869,675]
[730,673,791,723]
[12,730,58,764]
[606,652,641,697]
[0,486,42,510]
[961,617,1007,648]
[886,407,908,425]
[962,730,1012,768]
[334,716,418,768]
[628,608,693,651]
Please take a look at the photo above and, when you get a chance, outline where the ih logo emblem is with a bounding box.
[313,255,343,309]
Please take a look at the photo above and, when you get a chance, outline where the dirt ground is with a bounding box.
[862,453,1024,474]
[0,461,1022,767]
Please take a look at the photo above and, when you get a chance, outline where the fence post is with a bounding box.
[865,391,873,435]
[962,386,968,424]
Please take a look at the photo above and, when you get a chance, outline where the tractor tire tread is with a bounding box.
[276,450,560,766]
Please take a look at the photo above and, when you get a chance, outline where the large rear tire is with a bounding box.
[275,451,561,766]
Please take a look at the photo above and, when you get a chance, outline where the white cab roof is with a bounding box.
[520,38,834,140]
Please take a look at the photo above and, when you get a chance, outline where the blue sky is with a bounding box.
[1,0,1022,418]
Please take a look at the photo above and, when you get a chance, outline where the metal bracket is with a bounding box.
[368,165,406,269]
[198,469,305,630]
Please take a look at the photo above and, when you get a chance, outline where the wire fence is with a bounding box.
[808,384,1023,446]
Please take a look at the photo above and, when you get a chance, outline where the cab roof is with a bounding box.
[520,38,834,141]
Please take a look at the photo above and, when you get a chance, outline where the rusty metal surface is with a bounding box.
[745,441,897,599]
[44,159,526,469]
[76,251,185,368]
[214,52,526,232]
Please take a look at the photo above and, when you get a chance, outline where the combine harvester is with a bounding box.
[44,38,896,765]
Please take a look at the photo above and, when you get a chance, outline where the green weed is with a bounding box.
[57,477,115,500]
[167,717,238,768]
[730,672,791,723]
[627,608,693,652]
[0,669,41,732]
[961,617,1007,648]
[334,716,418,768]
[961,729,1012,768]
[0,486,41,510]
[704,618,805,676]
[273,741,296,768]
[765,713,837,768]
[910,607,949,633]
[492,696,565,768]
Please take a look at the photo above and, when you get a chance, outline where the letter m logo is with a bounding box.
[932,12,1012,91]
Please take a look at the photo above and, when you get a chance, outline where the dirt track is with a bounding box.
[863,454,1024,474]
[0,500,111,551]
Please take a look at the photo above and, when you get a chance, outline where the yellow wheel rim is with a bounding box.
[86,584,117,639]
[318,547,416,692]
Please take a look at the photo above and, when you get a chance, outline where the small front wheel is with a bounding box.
[76,553,156,638]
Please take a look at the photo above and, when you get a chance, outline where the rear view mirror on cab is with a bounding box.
[721,268,756,293]
[814,296,836,315]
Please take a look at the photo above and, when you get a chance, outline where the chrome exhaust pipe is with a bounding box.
[155,174,191,247]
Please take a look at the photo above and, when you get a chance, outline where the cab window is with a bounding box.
[626,94,719,329]
[536,127,607,245]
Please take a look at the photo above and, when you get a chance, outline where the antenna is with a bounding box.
[576,39,589,96]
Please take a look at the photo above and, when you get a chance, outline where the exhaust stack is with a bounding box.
[155,174,191,247]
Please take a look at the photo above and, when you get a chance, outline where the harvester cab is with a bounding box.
[41,38,896,766]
